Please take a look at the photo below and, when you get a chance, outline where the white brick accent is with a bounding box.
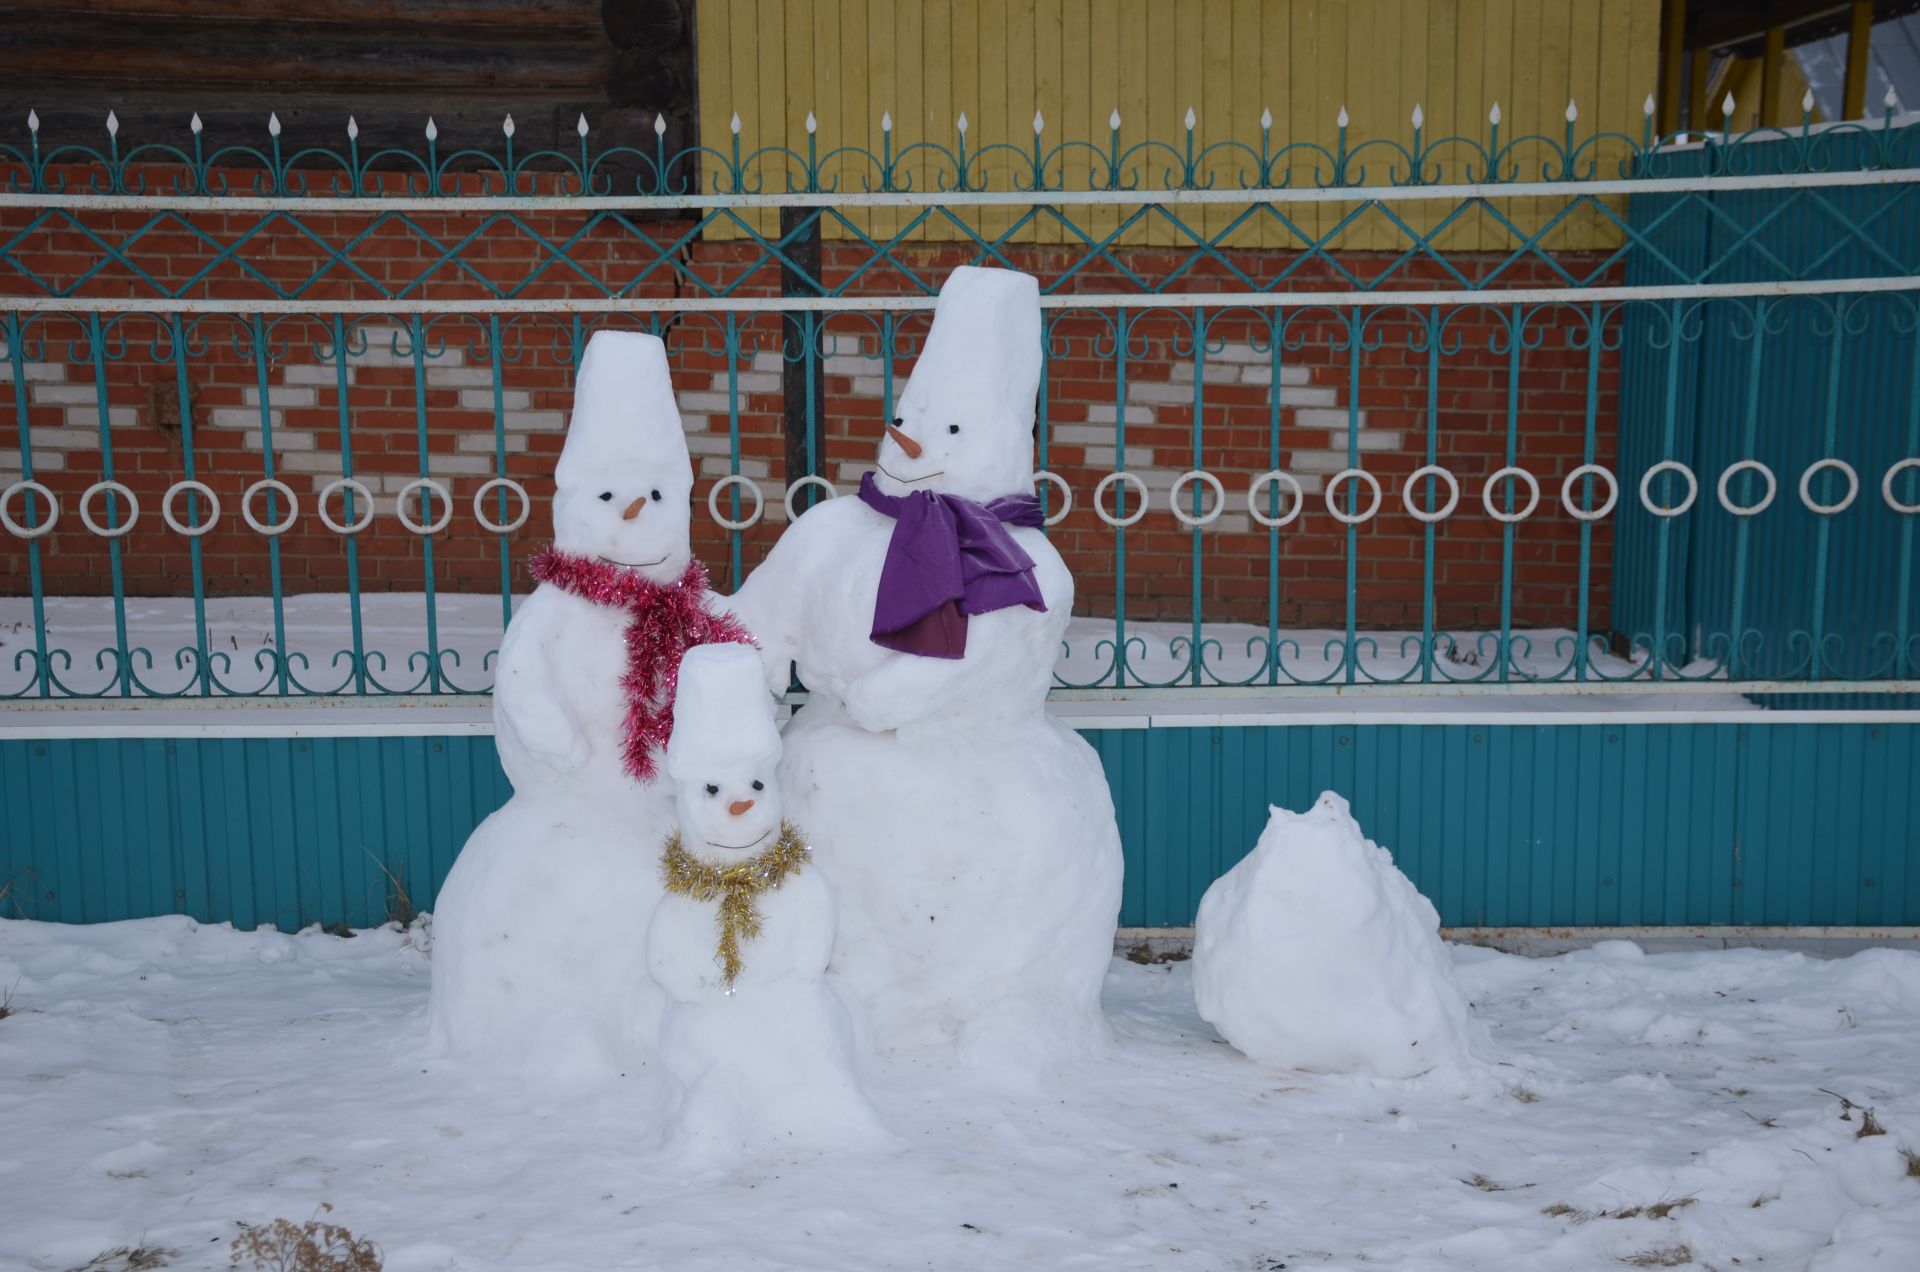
[211,407,279,429]
[1127,380,1199,405]
[849,376,887,399]
[18,426,96,449]
[458,433,528,454]
[751,350,785,374]
[424,366,496,388]
[244,429,317,452]
[31,383,102,405]
[459,388,530,411]
[1322,430,1404,452]
[1295,406,1367,431]
[0,361,66,383]
[677,391,737,414]
[1239,364,1317,389]
[282,364,353,387]
[1084,403,1155,425]
[0,450,67,473]
[824,354,880,375]
[502,410,565,431]
[63,406,139,430]
[734,372,782,394]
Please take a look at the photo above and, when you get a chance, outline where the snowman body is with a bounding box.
[645,645,884,1157]
[727,267,1124,1067]
[429,330,696,1077]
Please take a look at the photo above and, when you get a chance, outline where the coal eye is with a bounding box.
[598,491,613,502]
[947,424,961,435]
[705,784,718,796]
[650,489,662,501]
[751,779,764,792]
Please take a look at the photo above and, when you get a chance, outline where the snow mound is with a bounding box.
[1192,792,1484,1078]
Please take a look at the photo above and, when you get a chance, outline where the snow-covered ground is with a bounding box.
[3,917,1915,1272]
[2,595,1724,709]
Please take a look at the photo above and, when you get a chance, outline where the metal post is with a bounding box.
[779,205,825,508]
[1843,1,1873,120]
[1761,26,1786,126]
[1659,0,1689,137]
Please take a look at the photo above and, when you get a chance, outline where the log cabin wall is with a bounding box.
[2,0,699,158]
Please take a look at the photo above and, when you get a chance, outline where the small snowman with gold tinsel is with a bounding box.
[646,643,888,1158]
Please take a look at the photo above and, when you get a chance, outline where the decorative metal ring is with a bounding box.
[1168,470,1226,528]
[1324,468,1382,525]
[1247,470,1305,528]
[1798,458,1859,515]
[783,474,836,522]
[1481,466,1542,524]
[1715,460,1778,517]
[317,477,376,535]
[1402,464,1460,523]
[1638,460,1699,519]
[1883,458,1920,515]
[708,474,764,530]
[79,480,140,538]
[1561,464,1620,522]
[1033,470,1072,527]
[472,477,531,535]
[394,477,453,535]
[241,478,300,536]
[161,480,221,537]
[0,480,59,539]
[1093,471,1149,528]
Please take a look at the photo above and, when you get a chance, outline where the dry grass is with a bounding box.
[1543,1197,1695,1224]
[63,1248,177,1272]
[1901,1148,1920,1178]
[230,1204,381,1272]
[363,853,415,929]
[1463,1173,1531,1192]
[1621,1244,1693,1267]
[1511,1086,1542,1104]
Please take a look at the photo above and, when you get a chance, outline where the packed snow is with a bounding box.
[1194,793,1486,1079]
[726,266,1124,1067]
[647,643,885,1160]
[3,917,1918,1271]
[427,329,701,1076]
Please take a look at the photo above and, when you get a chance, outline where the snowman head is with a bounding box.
[667,644,784,864]
[552,330,694,585]
[874,266,1042,504]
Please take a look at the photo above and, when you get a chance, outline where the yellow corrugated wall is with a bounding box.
[696,0,1662,251]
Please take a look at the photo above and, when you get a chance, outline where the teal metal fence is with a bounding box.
[3,108,1919,700]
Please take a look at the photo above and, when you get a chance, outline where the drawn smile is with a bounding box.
[705,827,773,852]
[877,461,945,485]
[598,554,668,569]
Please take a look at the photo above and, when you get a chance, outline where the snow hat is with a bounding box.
[555,329,691,487]
[882,266,1042,502]
[666,643,781,783]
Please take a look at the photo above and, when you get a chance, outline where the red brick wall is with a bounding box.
[1,179,1617,631]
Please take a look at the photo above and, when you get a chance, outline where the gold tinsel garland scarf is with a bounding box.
[660,821,810,989]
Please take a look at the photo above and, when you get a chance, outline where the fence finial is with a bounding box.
[1803,88,1815,114]
[107,110,119,137]
[957,111,969,134]
[1886,85,1900,110]
[1411,102,1424,128]
[347,115,359,140]
[881,110,893,133]
[653,114,667,137]
[268,112,280,138]
[1723,92,1736,119]
[502,113,515,138]
[190,112,203,135]
[1260,106,1272,130]
[1489,101,1501,125]
[576,113,590,138]
[27,108,38,134]
[806,111,818,134]
[1109,107,1122,131]
[1184,106,1197,130]
[730,112,741,135]
[1034,109,1045,135]
[1644,92,1656,117]
[1336,105,1349,128]
[1565,99,1578,123]
[425,117,438,142]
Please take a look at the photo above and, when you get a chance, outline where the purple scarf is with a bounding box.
[857,471,1047,659]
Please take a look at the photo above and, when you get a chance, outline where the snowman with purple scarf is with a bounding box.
[727,266,1124,1071]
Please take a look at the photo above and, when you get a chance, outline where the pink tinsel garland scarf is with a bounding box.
[527,548,756,784]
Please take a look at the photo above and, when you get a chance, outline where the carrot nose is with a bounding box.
[728,798,755,816]
[885,422,923,461]
[621,495,647,521]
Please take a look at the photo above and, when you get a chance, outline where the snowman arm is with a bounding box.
[716,568,799,696]
[839,620,1020,732]
[494,612,591,771]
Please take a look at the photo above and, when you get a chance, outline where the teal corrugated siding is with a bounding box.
[0,736,512,931]
[1616,123,1920,680]
[1089,721,1918,928]
[3,723,1915,931]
